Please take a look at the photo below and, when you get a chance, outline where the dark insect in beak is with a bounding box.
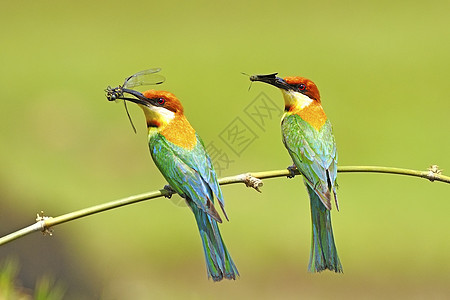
[249,73,292,91]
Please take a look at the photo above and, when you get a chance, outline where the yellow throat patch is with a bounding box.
[160,114,197,150]
[289,101,327,130]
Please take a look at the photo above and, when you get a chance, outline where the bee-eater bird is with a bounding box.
[250,73,343,273]
[111,88,239,281]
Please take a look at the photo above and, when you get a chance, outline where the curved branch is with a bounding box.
[338,165,450,183]
[0,165,448,246]
[219,165,450,184]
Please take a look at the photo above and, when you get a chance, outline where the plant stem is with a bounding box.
[0,165,448,246]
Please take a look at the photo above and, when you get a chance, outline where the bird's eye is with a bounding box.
[298,83,306,91]
[157,98,165,105]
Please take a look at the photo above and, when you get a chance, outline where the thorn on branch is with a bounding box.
[427,165,442,182]
[36,211,53,236]
[241,174,264,192]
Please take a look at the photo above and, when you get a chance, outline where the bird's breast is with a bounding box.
[159,114,197,150]
[289,102,327,130]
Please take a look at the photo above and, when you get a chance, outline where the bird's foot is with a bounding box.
[287,164,298,178]
[163,185,176,199]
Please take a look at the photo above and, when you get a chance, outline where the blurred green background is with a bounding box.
[1,0,449,298]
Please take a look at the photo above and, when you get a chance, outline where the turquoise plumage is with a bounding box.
[250,73,343,273]
[111,87,238,281]
[149,133,238,280]
[282,115,342,272]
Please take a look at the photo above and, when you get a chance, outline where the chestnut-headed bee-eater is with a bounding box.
[111,87,239,281]
[250,73,343,273]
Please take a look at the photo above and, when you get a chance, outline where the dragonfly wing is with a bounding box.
[124,68,165,88]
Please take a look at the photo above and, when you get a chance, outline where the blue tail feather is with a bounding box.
[307,185,343,273]
[189,201,239,281]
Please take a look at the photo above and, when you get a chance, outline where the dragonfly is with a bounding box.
[106,68,165,132]
[106,68,165,101]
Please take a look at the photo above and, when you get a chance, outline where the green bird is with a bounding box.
[251,73,343,273]
[112,87,239,281]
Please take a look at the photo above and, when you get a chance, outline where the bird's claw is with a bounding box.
[287,165,297,178]
[163,185,176,199]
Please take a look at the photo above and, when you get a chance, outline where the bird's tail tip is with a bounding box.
[308,261,343,273]
[210,269,240,282]
[207,258,239,282]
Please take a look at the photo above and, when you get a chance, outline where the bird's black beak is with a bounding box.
[109,88,157,107]
[120,88,150,106]
[249,73,291,90]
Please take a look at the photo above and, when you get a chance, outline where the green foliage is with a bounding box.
[34,276,66,300]
[0,260,29,300]
[0,259,65,300]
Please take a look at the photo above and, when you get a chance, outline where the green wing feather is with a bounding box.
[281,114,338,209]
[282,113,342,273]
[149,133,225,221]
[148,132,238,280]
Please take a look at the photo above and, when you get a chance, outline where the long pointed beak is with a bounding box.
[118,88,156,107]
[249,73,291,90]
